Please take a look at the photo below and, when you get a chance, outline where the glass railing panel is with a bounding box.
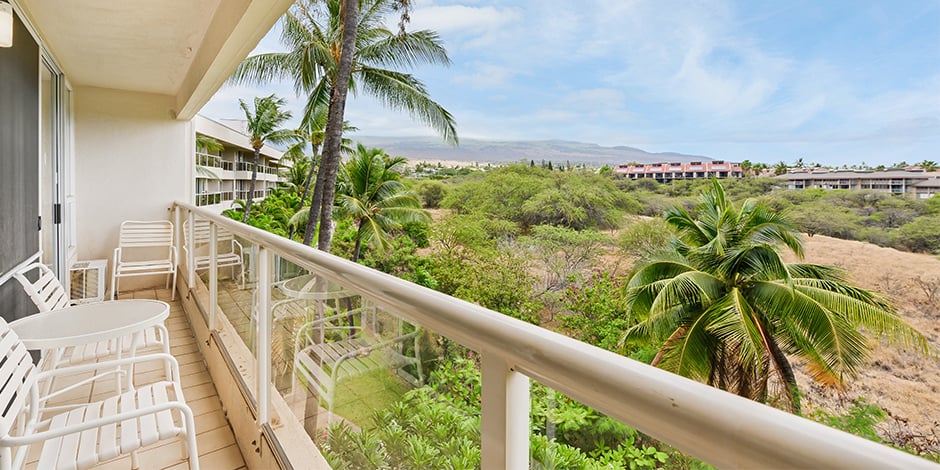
[259,255,482,467]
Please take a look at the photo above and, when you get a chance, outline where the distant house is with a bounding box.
[911,176,940,199]
[774,168,940,198]
[613,161,744,182]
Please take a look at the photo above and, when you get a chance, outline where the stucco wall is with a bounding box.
[74,86,193,292]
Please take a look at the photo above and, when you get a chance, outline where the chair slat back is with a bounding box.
[12,263,70,312]
[119,221,174,249]
[0,320,37,437]
[183,219,236,249]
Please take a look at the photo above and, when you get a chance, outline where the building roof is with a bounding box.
[913,178,940,188]
[775,169,938,181]
[195,114,282,161]
[613,161,742,174]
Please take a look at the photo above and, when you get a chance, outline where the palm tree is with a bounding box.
[238,94,297,223]
[281,106,358,240]
[336,144,429,263]
[621,180,928,412]
[230,0,456,250]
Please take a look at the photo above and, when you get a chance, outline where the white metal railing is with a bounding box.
[195,152,234,171]
[173,200,936,470]
[195,191,234,206]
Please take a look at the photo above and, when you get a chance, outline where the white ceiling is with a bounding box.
[22,0,222,95]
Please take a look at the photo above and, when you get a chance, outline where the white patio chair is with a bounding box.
[11,262,170,368]
[111,220,178,300]
[182,219,244,289]
[0,318,199,470]
[292,302,423,422]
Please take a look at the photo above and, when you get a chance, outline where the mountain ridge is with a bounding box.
[353,136,715,166]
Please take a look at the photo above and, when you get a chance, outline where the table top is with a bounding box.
[10,299,169,350]
[277,274,354,300]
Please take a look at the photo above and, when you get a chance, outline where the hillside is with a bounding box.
[781,236,940,449]
[355,136,713,166]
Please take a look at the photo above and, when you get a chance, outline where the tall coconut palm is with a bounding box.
[621,180,928,412]
[239,94,297,223]
[230,0,456,249]
[336,144,429,263]
[281,106,357,240]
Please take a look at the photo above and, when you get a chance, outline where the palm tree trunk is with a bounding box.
[302,166,324,246]
[315,0,359,252]
[299,146,320,208]
[289,148,319,240]
[352,236,362,264]
[766,334,801,413]
[243,148,261,223]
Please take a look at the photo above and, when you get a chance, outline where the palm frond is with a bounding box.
[358,66,458,144]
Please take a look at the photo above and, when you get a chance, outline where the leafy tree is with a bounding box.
[412,180,447,208]
[917,160,938,171]
[897,217,940,254]
[231,0,456,251]
[443,165,630,230]
[622,180,928,412]
[335,144,430,262]
[237,94,297,222]
[561,272,639,354]
[618,218,674,258]
[522,225,606,291]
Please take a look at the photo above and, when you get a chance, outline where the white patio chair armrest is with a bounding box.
[232,238,243,254]
[0,400,191,447]
[112,247,122,265]
[171,245,178,265]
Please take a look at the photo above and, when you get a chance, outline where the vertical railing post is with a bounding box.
[187,210,195,292]
[257,246,272,426]
[173,205,180,273]
[208,221,218,332]
[480,353,530,469]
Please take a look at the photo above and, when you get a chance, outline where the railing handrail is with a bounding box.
[174,200,936,469]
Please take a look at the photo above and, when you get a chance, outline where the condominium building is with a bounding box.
[613,161,744,181]
[775,168,940,198]
[194,115,285,211]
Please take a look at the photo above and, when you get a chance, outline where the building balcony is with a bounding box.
[98,201,930,470]
[195,191,234,207]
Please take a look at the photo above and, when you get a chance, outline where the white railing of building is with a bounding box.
[174,200,936,470]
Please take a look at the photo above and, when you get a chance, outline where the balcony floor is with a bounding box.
[25,288,247,470]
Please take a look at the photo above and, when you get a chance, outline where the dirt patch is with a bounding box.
[781,235,940,444]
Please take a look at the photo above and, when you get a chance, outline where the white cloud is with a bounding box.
[409,4,520,48]
[452,63,519,87]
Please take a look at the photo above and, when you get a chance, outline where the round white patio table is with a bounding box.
[276,273,354,301]
[9,299,170,351]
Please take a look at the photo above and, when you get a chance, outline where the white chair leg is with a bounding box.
[157,324,173,380]
[131,449,140,469]
[111,269,118,300]
[180,406,200,470]
[171,269,178,301]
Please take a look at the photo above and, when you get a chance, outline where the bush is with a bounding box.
[413,180,448,208]
[618,218,674,257]
[897,217,940,253]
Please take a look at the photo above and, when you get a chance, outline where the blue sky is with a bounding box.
[201,0,940,167]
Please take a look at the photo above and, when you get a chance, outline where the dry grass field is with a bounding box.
[780,235,940,448]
